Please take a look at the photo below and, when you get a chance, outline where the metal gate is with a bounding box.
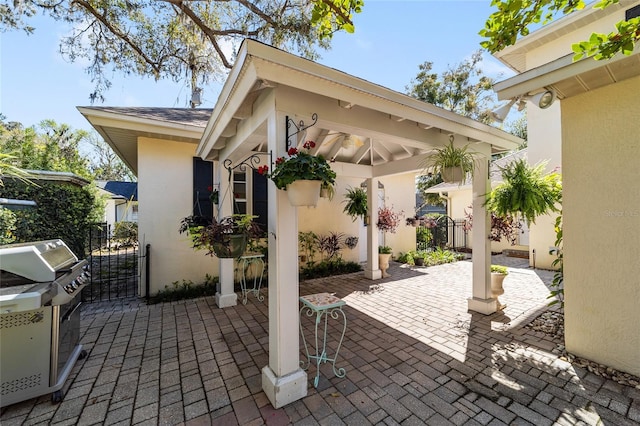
[417,216,468,251]
[82,223,141,302]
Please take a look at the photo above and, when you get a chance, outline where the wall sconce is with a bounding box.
[490,89,557,123]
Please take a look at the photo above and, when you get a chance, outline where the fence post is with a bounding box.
[145,244,151,302]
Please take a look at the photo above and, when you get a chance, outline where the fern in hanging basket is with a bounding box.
[342,186,368,221]
[485,159,562,225]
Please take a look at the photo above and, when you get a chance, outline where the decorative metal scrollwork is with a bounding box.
[286,113,318,151]
[223,152,272,182]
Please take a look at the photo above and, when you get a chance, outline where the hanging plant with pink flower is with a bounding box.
[377,205,404,233]
[257,141,336,191]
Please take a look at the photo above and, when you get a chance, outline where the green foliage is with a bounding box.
[406,51,497,124]
[299,231,319,266]
[1,0,363,101]
[1,179,96,257]
[148,275,218,304]
[0,207,17,244]
[112,221,138,247]
[85,132,135,181]
[378,245,392,254]
[416,226,432,247]
[316,231,346,260]
[416,173,445,208]
[342,186,368,221]
[480,0,639,62]
[548,214,564,307]
[397,248,463,266]
[261,143,336,190]
[422,140,479,180]
[1,120,91,179]
[491,265,508,274]
[300,258,362,280]
[485,159,562,225]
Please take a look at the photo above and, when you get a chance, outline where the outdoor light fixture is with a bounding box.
[527,89,556,109]
[490,98,518,123]
[490,89,557,123]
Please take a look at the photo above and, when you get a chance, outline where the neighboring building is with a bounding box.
[492,1,640,377]
[96,181,138,233]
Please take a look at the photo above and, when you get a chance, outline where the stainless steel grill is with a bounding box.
[0,239,90,407]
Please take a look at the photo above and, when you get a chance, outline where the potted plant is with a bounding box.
[422,139,478,184]
[179,214,263,259]
[342,186,368,222]
[490,264,508,309]
[378,245,393,277]
[320,182,335,200]
[485,159,562,225]
[258,140,336,207]
[377,205,403,234]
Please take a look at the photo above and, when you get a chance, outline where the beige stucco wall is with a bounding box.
[298,173,416,262]
[527,102,563,269]
[562,75,640,377]
[138,137,218,295]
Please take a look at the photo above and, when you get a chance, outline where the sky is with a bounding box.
[0,1,516,134]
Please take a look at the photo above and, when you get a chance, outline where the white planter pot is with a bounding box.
[491,272,507,310]
[379,253,392,278]
[286,180,321,207]
[441,167,465,184]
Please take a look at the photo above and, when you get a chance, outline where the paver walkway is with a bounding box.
[2,257,639,425]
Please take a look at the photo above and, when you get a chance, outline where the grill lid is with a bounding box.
[0,239,78,283]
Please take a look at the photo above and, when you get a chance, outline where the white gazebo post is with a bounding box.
[262,110,308,407]
[364,177,382,280]
[215,162,238,308]
[468,143,497,314]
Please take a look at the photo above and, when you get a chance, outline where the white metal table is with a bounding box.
[238,254,265,305]
[299,292,347,387]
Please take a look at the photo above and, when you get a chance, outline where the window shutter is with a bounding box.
[252,169,268,233]
[193,157,213,219]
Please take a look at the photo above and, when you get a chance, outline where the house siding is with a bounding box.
[562,75,640,376]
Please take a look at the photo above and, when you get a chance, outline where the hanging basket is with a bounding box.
[441,167,465,184]
[286,180,321,207]
[211,233,248,258]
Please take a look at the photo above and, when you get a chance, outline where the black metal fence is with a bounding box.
[83,223,140,303]
[417,217,468,251]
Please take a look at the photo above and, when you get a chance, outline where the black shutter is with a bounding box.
[252,169,268,234]
[193,157,213,219]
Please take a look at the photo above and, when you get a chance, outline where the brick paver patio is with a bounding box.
[2,257,639,425]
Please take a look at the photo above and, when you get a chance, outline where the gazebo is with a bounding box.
[195,39,521,407]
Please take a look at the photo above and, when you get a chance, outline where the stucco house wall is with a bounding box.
[492,1,640,376]
[138,136,219,295]
[562,75,640,376]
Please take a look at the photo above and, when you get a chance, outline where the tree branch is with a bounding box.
[71,0,163,75]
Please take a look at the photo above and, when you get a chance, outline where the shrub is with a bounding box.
[148,275,218,304]
[112,221,138,247]
[0,207,17,244]
[1,178,97,257]
[300,258,362,280]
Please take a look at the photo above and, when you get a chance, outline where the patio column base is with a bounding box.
[364,269,382,280]
[215,292,238,308]
[467,297,498,315]
[262,366,307,408]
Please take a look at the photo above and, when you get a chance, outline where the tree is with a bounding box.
[407,51,509,211]
[84,132,135,181]
[405,50,497,124]
[1,0,363,102]
[0,119,91,179]
[480,0,640,61]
